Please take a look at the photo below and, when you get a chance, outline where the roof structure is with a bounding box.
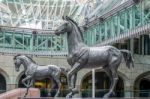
[87,0,128,20]
[0,0,90,29]
[0,0,129,30]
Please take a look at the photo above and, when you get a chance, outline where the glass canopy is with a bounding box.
[0,0,127,30]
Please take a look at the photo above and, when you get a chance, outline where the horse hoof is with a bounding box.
[103,95,109,99]
[112,91,116,96]
[23,95,27,97]
[66,93,72,98]
[66,95,72,98]
[47,93,51,97]
[103,93,110,99]
[103,92,115,98]
[72,88,78,93]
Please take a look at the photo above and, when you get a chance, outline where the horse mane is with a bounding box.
[67,17,84,41]
[25,55,36,64]
[14,54,21,60]
[14,54,36,64]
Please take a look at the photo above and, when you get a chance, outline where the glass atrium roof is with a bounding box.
[87,0,128,19]
[0,0,128,30]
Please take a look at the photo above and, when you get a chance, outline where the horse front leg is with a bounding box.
[71,74,78,96]
[24,81,30,97]
[71,73,77,88]
[66,62,82,98]
[22,76,32,97]
[24,79,34,97]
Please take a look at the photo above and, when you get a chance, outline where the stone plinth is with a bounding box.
[19,97,149,99]
[0,88,40,99]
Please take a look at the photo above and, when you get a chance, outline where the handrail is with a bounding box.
[85,0,137,27]
[0,48,68,56]
[0,25,55,34]
[95,23,150,46]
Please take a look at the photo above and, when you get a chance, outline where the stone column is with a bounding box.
[124,80,134,97]
[7,84,16,91]
[130,38,134,54]
[92,69,95,98]
[75,69,91,98]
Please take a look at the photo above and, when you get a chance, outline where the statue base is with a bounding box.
[18,97,150,99]
[0,88,40,99]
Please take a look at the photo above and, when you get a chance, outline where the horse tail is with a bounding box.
[60,67,70,75]
[120,50,134,69]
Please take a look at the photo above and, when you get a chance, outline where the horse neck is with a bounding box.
[67,24,86,54]
[21,57,34,71]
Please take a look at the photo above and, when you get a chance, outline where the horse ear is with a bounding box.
[14,54,21,60]
[66,16,70,20]
[62,16,68,20]
[62,16,65,20]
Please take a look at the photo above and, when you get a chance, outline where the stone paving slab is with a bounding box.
[18,97,150,99]
[0,88,40,99]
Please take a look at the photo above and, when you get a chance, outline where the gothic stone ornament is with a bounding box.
[14,54,68,97]
[55,16,134,98]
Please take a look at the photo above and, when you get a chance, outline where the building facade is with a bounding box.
[0,0,150,98]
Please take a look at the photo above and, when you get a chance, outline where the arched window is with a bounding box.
[134,72,150,97]
[81,71,124,97]
[0,74,6,93]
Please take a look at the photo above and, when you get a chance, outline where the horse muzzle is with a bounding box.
[55,29,65,36]
[55,32,60,36]
[15,68,19,72]
[55,31,61,36]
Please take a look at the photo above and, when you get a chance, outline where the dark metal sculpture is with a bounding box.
[54,16,134,98]
[13,54,68,97]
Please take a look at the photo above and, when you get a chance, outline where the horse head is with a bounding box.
[13,54,23,72]
[55,16,73,36]
[14,54,36,72]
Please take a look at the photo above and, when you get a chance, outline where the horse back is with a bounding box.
[86,47,109,66]
[34,65,61,79]
[86,46,120,67]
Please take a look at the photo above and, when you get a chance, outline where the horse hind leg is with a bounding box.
[104,67,114,94]
[53,75,61,97]
[103,62,120,98]
[48,78,56,97]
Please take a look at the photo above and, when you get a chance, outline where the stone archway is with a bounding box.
[0,73,6,93]
[81,70,124,97]
[134,71,150,97]
[15,71,25,88]
[0,68,10,91]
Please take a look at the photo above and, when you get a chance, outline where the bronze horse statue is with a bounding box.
[14,54,68,97]
[54,16,134,98]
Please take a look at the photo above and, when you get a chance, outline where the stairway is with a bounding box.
[0,88,40,99]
